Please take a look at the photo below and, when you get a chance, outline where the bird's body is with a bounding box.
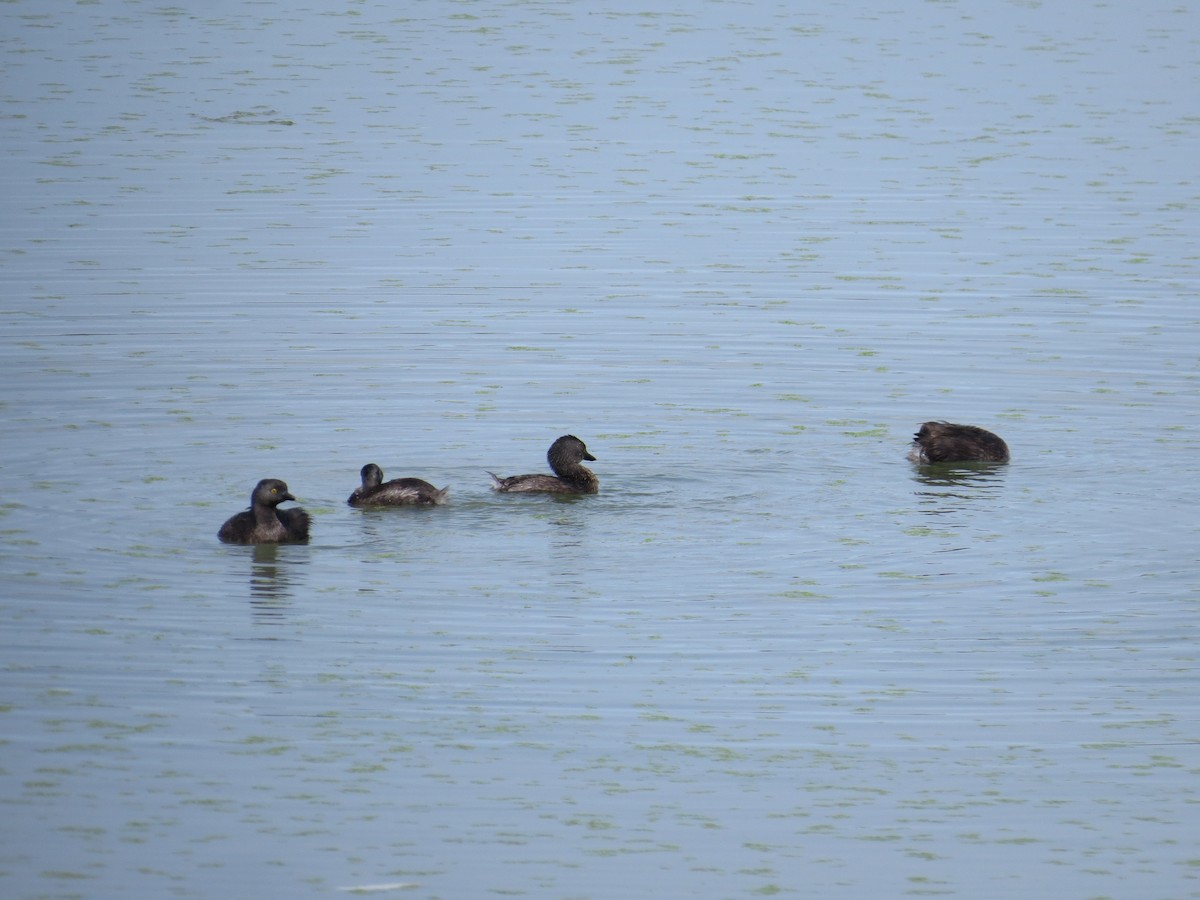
[907,421,1009,464]
[348,463,449,507]
[219,478,311,544]
[489,434,599,494]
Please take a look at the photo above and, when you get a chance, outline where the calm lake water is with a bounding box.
[2,1,1198,897]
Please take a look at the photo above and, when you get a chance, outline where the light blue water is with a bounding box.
[2,1,1198,897]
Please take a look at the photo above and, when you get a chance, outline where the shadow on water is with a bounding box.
[247,543,304,622]
[348,503,446,546]
[911,462,1008,512]
[547,502,591,584]
[480,492,599,588]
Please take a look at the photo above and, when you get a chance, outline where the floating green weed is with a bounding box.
[1033,571,1068,582]
[844,425,887,438]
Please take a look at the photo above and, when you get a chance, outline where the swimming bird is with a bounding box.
[348,463,449,507]
[218,478,311,544]
[489,434,599,494]
[907,421,1009,464]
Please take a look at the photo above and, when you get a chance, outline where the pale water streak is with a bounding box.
[1,1,1199,898]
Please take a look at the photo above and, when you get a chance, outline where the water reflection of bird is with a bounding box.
[489,434,599,494]
[907,421,1009,464]
[248,543,295,620]
[218,478,311,544]
[347,463,449,506]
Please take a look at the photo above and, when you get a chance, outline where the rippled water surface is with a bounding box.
[2,1,1199,897]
